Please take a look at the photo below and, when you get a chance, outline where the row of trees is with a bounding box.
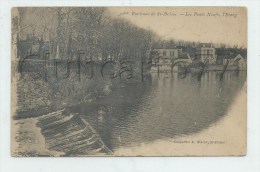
[14,7,156,63]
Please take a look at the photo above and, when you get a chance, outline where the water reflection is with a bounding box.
[68,71,246,151]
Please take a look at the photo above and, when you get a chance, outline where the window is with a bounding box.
[163,51,166,56]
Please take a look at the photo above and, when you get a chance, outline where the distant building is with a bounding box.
[222,54,247,70]
[150,47,192,72]
[234,54,247,70]
[216,49,230,65]
[177,52,192,62]
[196,43,216,64]
[151,47,181,66]
[223,54,237,66]
[155,48,179,58]
[216,55,225,65]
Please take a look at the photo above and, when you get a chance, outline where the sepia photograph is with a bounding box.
[11,7,247,157]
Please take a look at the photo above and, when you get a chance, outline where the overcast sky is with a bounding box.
[108,7,247,47]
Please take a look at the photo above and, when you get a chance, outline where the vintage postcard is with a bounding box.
[11,7,247,156]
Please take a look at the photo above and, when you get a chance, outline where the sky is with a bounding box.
[108,7,247,47]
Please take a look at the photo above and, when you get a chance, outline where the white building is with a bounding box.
[223,54,247,70]
[196,43,216,64]
[234,54,247,70]
[152,48,181,66]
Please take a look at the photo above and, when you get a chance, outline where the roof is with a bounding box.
[223,53,239,59]
[196,43,213,48]
[234,54,245,62]
[177,53,191,60]
[216,49,231,56]
[153,43,178,49]
[154,47,179,50]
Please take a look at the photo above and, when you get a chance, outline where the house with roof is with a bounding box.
[151,47,181,66]
[150,46,192,72]
[234,54,247,70]
[215,48,231,65]
[223,53,236,66]
[196,43,216,64]
[176,52,192,63]
[222,54,247,70]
